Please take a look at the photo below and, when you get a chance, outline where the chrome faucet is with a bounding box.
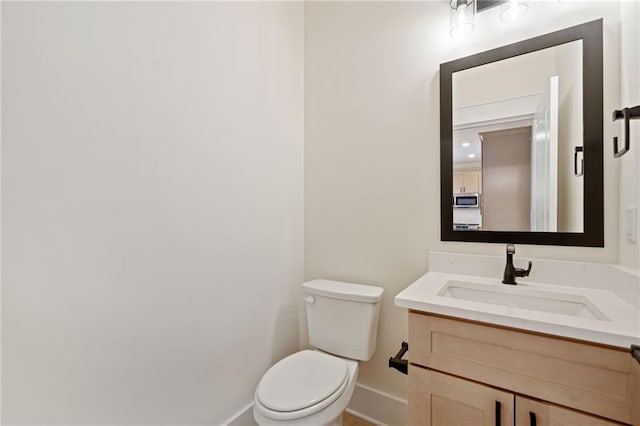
[502,244,532,285]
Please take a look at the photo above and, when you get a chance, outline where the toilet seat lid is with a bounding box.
[257,350,348,412]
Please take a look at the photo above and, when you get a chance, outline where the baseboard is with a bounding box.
[223,401,257,426]
[347,383,408,426]
[345,409,388,426]
[223,383,407,426]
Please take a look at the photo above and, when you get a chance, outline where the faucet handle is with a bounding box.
[515,261,533,278]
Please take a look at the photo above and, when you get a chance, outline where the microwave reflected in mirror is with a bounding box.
[451,39,584,233]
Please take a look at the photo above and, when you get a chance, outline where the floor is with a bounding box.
[343,412,375,426]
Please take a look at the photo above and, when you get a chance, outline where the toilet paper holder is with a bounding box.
[388,341,408,375]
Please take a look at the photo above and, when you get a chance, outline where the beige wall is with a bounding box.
[305,1,624,401]
[481,127,532,232]
[2,3,304,424]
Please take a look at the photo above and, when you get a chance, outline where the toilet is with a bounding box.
[253,279,384,426]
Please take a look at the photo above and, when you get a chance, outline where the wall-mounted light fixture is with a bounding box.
[450,0,529,38]
[450,0,476,39]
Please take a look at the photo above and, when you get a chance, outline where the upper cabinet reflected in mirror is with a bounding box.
[440,20,603,247]
[452,40,583,233]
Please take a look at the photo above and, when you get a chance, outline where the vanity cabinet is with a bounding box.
[453,170,481,194]
[408,312,640,425]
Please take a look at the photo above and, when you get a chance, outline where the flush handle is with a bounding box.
[304,295,315,304]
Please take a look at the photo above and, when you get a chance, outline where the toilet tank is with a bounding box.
[302,279,384,361]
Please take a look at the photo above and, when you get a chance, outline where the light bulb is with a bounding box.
[450,0,475,39]
[500,0,529,22]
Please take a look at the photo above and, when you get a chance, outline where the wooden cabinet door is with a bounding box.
[515,396,620,426]
[453,170,481,193]
[453,172,464,193]
[461,170,480,193]
[409,366,514,426]
[631,354,640,425]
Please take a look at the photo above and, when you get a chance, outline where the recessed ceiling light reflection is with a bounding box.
[462,142,471,147]
[468,153,476,158]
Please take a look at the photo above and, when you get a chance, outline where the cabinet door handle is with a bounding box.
[529,411,537,426]
[495,401,501,426]
[574,146,584,176]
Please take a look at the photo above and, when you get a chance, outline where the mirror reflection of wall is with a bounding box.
[452,39,583,233]
[482,126,531,231]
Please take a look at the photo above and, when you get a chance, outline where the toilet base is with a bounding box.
[254,408,345,426]
[253,351,358,426]
[327,412,343,426]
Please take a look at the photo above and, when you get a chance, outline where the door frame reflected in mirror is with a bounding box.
[440,19,604,247]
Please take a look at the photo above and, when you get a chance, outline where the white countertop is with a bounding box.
[395,271,640,349]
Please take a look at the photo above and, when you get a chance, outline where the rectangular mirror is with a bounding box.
[440,20,603,246]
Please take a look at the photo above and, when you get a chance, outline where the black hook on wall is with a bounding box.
[612,105,640,158]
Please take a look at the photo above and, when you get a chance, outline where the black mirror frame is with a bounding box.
[440,19,604,247]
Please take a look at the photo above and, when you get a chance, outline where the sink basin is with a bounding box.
[395,270,639,348]
[438,281,609,320]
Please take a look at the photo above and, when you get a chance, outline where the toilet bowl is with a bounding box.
[253,350,358,426]
[253,279,384,426]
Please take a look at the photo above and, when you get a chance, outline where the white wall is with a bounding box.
[1,2,303,424]
[305,1,439,399]
[556,41,584,233]
[305,1,623,402]
[618,1,640,272]
[453,46,556,108]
